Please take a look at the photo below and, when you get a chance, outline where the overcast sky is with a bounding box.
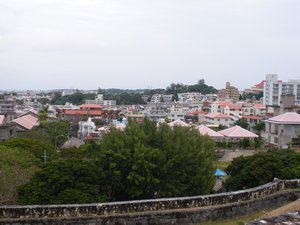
[0,0,299,90]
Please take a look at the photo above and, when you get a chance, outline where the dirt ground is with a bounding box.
[218,149,258,162]
[264,199,300,217]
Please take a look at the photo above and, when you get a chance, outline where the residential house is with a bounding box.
[265,112,300,149]
[168,106,189,121]
[78,118,97,140]
[205,113,232,127]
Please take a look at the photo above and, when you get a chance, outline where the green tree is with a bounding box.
[235,118,249,129]
[18,159,107,204]
[225,152,294,191]
[1,138,57,164]
[252,122,265,137]
[98,119,215,200]
[43,121,70,148]
[0,146,39,204]
[38,105,49,128]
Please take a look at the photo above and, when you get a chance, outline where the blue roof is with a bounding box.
[215,169,227,176]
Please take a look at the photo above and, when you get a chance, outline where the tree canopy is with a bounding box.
[0,145,39,204]
[224,151,300,191]
[1,138,58,164]
[18,159,107,204]
[18,119,216,204]
[95,118,215,200]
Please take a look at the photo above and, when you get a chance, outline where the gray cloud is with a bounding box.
[0,0,300,90]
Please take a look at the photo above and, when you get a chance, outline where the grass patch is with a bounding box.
[213,161,230,171]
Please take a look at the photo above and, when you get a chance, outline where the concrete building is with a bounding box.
[218,82,240,102]
[78,118,97,139]
[265,112,300,149]
[168,106,189,121]
[0,115,16,142]
[263,74,300,106]
[177,92,203,103]
[0,94,16,121]
[205,113,232,127]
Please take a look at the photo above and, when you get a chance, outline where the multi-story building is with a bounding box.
[177,92,203,103]
[78,118,97,139]
[150,94,162,103]
[0,94,16,120]
[263,74,300,106]
[218,82,240,102]
[85,94,104,105]
[265,112,300,149]
[144,103,169,122]
[167,106,189,121]
[162,94,173,103]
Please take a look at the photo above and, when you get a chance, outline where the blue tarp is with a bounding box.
[215,169,227,176]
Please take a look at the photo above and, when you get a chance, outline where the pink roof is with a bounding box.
[197,125,224,138]
[254,104,266,109]
[168,119,191,127]
[12,114,39,130]
[219,125,258,138]
[190,109,206,115]
[0,115,4,125]
[218,101,229,107]
[268,112,300,124]
[206,113,231,119]
[228,104,242,110]
[80,104,103,109]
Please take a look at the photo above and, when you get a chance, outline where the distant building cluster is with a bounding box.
[2,74,300,150]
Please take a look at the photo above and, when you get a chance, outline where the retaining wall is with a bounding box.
[1,179,300,225]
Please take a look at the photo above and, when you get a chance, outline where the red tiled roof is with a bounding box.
[255,80,265,88]
[64,110,102,116]
[228,104,242,110]
[12,114,38,130]
[190,109,206,115]
[243,115,263,120]
[206,113,231,119]
[218,101,229,107]
[254,104,266,109]
[80,104,103,109]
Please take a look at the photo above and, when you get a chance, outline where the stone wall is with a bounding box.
[0,179,300,225]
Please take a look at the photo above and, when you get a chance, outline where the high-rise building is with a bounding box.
[263,74,300,106]
[218,82,240,102]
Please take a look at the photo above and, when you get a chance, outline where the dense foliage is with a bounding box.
[18,119,215,204]
[18,160,107,204]
[225,151,300,191]
[51,92,96,105]
[166,79,218,100]
[49,80,217,105]
[0,146,39,204]
[1,138,57,164]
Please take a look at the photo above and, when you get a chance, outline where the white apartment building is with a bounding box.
[263,74,300,106]
[151,94,162,103]
[177,92,203,103]
[167,106,189,121]
[78,118,96,138]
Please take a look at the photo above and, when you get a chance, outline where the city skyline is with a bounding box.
[1,0,300,90]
